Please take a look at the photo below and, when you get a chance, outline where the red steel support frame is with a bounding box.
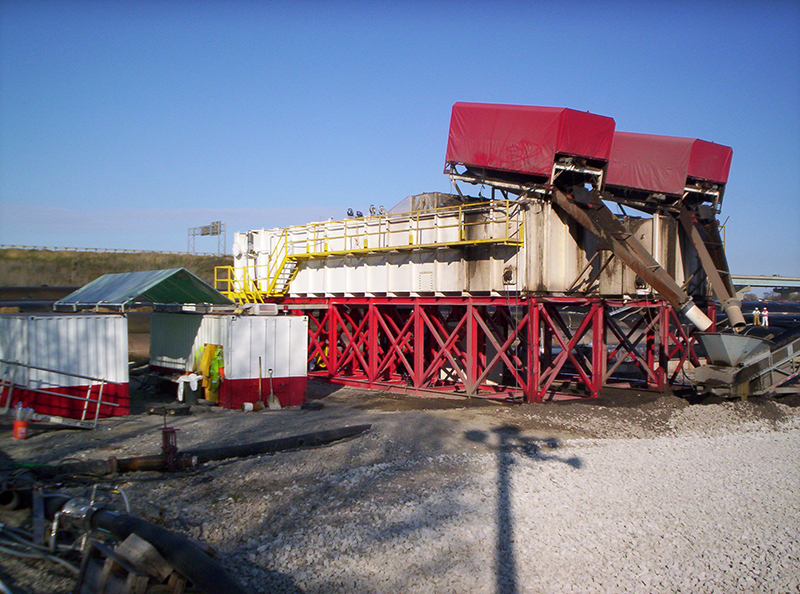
[286,296,699,402]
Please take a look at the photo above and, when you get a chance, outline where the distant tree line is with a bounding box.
[742,291,800,302]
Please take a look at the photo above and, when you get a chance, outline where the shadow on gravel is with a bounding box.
[466,425,582,594]
[169,414,471,593]
[0,444,17,471]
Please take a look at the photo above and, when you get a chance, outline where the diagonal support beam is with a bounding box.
[677,205,745,331]
[420,308,469,387]
[550,189,712,331]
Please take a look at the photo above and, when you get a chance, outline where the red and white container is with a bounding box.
[0,313,130,419]
[149,313,308,408]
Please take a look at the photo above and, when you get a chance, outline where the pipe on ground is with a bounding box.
[27,424,372,479]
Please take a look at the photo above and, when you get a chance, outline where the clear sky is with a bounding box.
[1,0,799,275]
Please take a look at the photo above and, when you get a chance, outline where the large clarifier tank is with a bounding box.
[231,194,702,298]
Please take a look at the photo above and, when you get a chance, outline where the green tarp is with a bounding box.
[55,268,233,311]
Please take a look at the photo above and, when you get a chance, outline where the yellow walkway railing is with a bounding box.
[216,200,525,303]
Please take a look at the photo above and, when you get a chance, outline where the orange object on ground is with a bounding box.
[12,420,28,440]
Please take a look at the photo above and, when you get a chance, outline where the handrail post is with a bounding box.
[81,383,92,421]
[93,381,105,427]
[0,362,17,413]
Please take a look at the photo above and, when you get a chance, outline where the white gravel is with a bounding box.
[223,427,800,594]
[2,391,800,593]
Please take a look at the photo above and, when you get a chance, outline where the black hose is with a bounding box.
[22,459,112,480]
[44,496,249,594]
[95,510,249,594]
[188,423,372,463]
[0,489,30,511]
[115,423,372,469]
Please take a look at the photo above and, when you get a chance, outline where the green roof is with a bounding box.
[55,268,233,310]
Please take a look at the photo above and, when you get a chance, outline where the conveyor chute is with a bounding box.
[606,131,743,331]
[677,205,745,330]
[548,189,713,330]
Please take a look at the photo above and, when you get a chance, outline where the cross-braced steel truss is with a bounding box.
[284,296,706,402]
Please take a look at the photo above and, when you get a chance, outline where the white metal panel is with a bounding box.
[387,216,411,248]
[227,316,307,379]
[366,254,389,295]
[150,313,233,371]
[0,316,26,366]
[345,256,367,297]
[9,314,129,389]
[326,257,347,294]
[289,317,308,377]
[196,315,232,357]
[0,316,29,387]
[436,250,467,292]
[305,259,325,296]
[388,252,411,295]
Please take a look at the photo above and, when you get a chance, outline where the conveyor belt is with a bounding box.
[738,329,800,394]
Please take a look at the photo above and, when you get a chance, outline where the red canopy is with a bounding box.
[445,102,616,178]
[606,132,732,196]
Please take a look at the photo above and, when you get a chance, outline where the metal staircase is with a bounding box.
[271,257,299,296]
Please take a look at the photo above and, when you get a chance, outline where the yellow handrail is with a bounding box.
[285,200,523,255]
[217,199,525,301]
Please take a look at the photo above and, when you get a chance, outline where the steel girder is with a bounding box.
[287,296,699,402]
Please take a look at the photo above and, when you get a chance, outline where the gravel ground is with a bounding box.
[1,383,799,593]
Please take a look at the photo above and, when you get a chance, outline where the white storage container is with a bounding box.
[149,313,308,408]
[0,313,129,418]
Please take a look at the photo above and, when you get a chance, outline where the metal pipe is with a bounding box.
[27,424,372,479]
[0,359,118,384]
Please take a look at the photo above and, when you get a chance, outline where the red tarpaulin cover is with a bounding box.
[606,132,733,196]
[445,102,616,178]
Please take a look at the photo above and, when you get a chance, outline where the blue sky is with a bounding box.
[1,0,798,276]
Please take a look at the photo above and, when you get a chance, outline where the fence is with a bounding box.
[0,245,227,257]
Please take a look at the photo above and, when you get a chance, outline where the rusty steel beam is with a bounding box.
[677,205,745,331]
[549,189,712,331]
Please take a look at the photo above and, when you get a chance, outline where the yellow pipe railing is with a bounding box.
[216,200,525,301]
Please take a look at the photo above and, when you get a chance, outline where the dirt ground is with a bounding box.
[1,379,798,594]
[1,377,797,465]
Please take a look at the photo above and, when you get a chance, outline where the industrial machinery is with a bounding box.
[214,102,775,402]
[0,483,248,594]
[693,326,800,398]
